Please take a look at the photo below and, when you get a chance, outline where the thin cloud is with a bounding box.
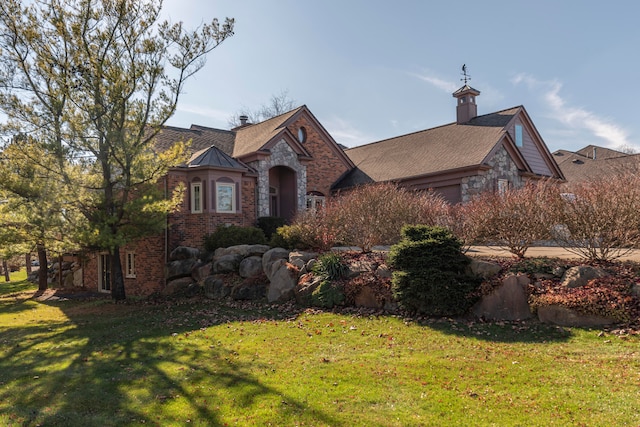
[176,103,230,123]
[412,71,458,93]
[512,73,633,150]
[324,117,374,148]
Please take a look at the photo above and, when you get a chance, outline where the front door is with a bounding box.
[99,254,111,292]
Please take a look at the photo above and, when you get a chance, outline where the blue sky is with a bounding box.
[162,0,640,152]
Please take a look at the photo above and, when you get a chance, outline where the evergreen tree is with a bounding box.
[0,0,234,299]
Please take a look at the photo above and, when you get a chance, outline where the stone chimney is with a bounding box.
[452,85,481,124]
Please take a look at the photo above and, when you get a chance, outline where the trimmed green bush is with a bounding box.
[270,224,306,250]
[257,216,287,239]
[204,225,267,252]
[388,225,481,316]
[310,280,345,308]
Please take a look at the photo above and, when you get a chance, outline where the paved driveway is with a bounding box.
[468,246,640,262]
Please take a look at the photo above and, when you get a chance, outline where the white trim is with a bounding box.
[191,182,203,213]
[125,252,136,279]
[216,182,236,213]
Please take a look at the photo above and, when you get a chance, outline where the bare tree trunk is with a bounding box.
[58,254,63,289]
[37,244,48,291]
[26,253,32,275]
[111,246,126,301]
[2,259,9,282]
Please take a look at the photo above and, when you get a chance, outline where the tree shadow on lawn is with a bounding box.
[418,316,573,344]
[0,292,339,426]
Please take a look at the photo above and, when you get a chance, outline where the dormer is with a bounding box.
[452,84,481,124]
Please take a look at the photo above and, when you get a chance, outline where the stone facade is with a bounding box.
[249,139,307,218]
[460,145,523,202]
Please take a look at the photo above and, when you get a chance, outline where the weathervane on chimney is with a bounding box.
[461,64,471,84]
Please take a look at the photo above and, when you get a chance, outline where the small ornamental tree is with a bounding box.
[457,180,560,258]
[551,173,640,262]
[387,225,481,316]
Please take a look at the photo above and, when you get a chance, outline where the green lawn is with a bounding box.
[0,279,638,426]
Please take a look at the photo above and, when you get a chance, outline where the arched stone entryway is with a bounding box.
[268,166,297,222]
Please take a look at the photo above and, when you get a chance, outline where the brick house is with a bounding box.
[83,83,564,296]
[553,145,640,184]
[334,84,564,202]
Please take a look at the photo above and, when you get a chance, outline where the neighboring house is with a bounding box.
[83,83,564,295]
[335,85,564,203]
[553,145,640,184]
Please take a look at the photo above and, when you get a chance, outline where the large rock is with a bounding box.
[215,244,250,258]
[162,277,200,297]
[354,286,383,309]
[231,282,267,300]
[267,258,298,302]
[289,251,318,264]
[167,258,198,281]
[538,304,618,327]
[191,262,212,284]
[467,258,502,279]
[347,259,379,278]
[239,256,263,278]
[262,248,290,280]
[247,244,271,257]
[213,254,243,274]
[169,246,200,261]
[561,266,607,288]
[294,274,323,305]
[375,264,392,279]
[472,274,532,320]
[203,276,231,300]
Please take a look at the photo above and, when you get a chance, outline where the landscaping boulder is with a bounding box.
[472,274,532,321]
[631,283,640,298]
[203,276,231,300]
[167,258,198,281]
[239,256,263,278]
[289,250,318,264]
[231,281,267,300]
[354,286,382,309]
[347,258,379,278]
[267,258,298,302]
[191,262,212,284]
[169,246,200,261]
[215,244,251,258]
[561,266,607,288]
[247,244,271,257]
[162,277,200,297]
[262,248,290,280]
[375,264,392,279]
[213,254,243,274]
[537,304,618,327]
[467,258,502,279]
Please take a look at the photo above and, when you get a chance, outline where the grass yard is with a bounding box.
[1,276,639,426]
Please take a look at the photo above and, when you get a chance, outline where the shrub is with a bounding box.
[203,225,267,252]
[387,225,481,316]
[310,280,345,308]
[312,252,349,281]
[550,173,640,262]
[459,181,560,258]
[256,216,287,239]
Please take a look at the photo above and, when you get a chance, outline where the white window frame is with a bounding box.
[216,182,236,213]
[306,194,325,211]
[191,182,203,213]
[125,251,136,279]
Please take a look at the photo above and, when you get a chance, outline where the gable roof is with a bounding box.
[232,106,306,158]
[340,106,522,184]
[554,146,640,184]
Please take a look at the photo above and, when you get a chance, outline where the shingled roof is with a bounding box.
[232,106,305,157]
[187,145,249,170]
[338,106,521,186]
[153,125,235,157]
[553,146,640,184]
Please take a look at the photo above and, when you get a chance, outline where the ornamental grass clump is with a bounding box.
[387,225,481,316]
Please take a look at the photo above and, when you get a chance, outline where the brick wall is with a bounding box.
[83,234,165,297]
[288,116,350,197]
